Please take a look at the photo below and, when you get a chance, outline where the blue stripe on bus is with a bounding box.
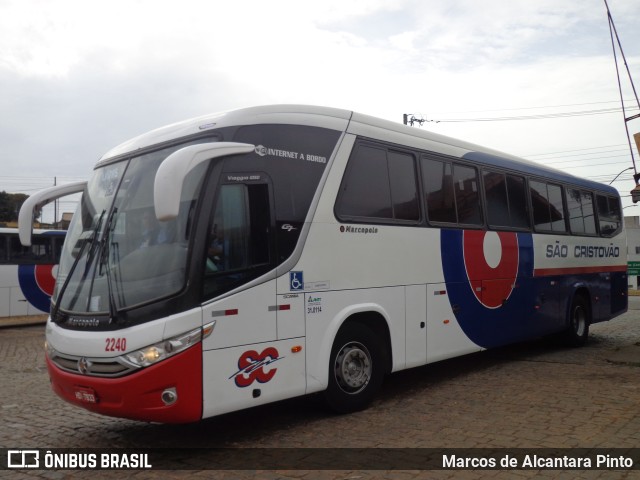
[462,151,619,194]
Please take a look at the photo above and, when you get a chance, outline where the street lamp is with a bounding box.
[609,166,634,185]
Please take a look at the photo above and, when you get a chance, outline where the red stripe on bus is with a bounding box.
[534,265,627,276]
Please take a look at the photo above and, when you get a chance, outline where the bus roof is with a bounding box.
[99,104,618,196]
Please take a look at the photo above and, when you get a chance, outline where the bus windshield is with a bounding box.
[54,142,208,315]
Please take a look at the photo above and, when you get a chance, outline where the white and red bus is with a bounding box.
[19,105,627,423]
[0,227,65,318]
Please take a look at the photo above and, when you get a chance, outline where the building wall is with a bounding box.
[625,216,640,289]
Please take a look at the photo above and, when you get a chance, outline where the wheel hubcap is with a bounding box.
[334,342,372,394]
[573,305,586,337]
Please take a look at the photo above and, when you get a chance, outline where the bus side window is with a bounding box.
[567,189,596,235]
[596,194,621,237]
[452,164,482,225]
[338,145,391,219]
[483,171,510,227]
[506,175,529,229]
[0,235,7,263]
[203,183,271,299]
[8,235,52,264]
[530,180,567,233]
[422,157,456,223]
[581,191,597,235]
[336,144,419,223]
[53,236,65,263]
[422,157,481,226]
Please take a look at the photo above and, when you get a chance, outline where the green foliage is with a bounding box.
[0,191,29,222]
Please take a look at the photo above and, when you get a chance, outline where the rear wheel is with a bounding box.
[324,324,385,413]
[563,295,590,347]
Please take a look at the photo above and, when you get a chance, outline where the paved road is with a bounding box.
[1,300,639,479]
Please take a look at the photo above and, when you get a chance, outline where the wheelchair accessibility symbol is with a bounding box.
[290,271,304,291]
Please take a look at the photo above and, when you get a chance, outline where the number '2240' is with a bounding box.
[105,337,127,352]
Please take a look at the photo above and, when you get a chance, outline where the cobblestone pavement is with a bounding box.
[1,300,639,480]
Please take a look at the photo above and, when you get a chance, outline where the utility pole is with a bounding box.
[604,0,640,201]
[54,177,57,227]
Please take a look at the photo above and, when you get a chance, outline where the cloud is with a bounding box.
[0,0,639,204]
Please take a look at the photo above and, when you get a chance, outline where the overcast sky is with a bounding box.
[1,0,639,220]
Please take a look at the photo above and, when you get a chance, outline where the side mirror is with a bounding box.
[18,181,87,246]
[154,142,255,221]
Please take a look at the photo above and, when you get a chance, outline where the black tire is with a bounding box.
[324,323,385,413]
[563,295,590,347]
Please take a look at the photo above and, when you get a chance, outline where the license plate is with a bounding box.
[73,386,98,404]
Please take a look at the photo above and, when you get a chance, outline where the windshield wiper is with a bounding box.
[99,207,120,322]
[51,209,106,322]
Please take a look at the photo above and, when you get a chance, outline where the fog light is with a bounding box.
[161,387,177,406]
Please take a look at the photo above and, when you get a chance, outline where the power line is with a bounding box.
[533,153,631,166]
[432,106,638,123]
[553,160,632,169]
[430,99,640,115]
[524,143,629,157]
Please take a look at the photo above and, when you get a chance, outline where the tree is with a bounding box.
[0,191,29,222]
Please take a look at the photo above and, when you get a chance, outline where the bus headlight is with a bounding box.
[44,340,57,358]
[122,322,215,368]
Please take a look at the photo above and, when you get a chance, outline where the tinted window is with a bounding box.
[422,157,482,226]
[337,145,392,219]
[596,195,622,237]
[230,124,340,262]
[567,189,584,233]
[388,151,420,221]
[453,164,482,225]
[581,191,596,234]
[232,124,339,223]
[203,183,272,300]
[530,180,566,232]
[506,175,529,229]
[484,171,510,227]
[336,144,419,222]
[9,235,54,264]
[422,158,456,223]
[547,184,566,232]
[567,189,597,235]
[53,236,65,263]
[0,235,6,262]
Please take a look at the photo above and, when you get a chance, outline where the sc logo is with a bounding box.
[230,348,282,388]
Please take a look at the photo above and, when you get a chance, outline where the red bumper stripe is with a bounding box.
[46,343,203,424]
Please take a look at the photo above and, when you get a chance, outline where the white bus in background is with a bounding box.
[19,105,626,423]
[0,228,65,318]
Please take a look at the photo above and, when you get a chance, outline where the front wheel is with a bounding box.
[563,295,590,347]
[324,324,385,413]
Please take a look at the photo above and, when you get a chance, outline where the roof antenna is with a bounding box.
[604,0,640,201]
[403,113,425,127]
[403,113,439,127]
